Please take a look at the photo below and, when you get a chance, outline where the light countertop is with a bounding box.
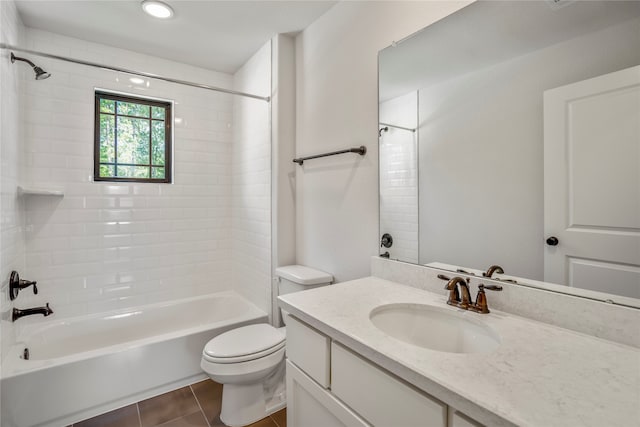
[278,277,640,427]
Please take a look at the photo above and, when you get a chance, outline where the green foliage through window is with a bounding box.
[95,92,171,183]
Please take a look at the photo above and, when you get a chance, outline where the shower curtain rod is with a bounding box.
[379,122,416,133]
[0,44,270,102]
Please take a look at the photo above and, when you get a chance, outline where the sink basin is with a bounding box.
[370,303,500,354]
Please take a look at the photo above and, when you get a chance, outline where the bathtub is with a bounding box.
[1,291,267,427]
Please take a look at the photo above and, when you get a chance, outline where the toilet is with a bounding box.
[201,265,333,427]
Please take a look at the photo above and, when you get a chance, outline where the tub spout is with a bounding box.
[12,303,53,322]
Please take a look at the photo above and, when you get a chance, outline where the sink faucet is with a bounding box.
[444,277,472,309]
[440,274,503,313]
[483,265,504,278]
[12,303,53,322]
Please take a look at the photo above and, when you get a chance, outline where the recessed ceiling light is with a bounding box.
[141,0,174,19]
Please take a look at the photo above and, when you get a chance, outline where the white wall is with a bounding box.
[294,1,469,282]
[17,29,236,321]
[271,34,297,322]
[232,41,272,314]
[379,92,418,263]
[271,34,296,271]
[417,17,640,280]
[0,0,26,361]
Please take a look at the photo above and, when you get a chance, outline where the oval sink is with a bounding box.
[370,303,500,354]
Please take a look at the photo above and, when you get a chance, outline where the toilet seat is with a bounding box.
[203,324,285,364]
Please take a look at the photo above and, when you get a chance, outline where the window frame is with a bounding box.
[94,90,173,183]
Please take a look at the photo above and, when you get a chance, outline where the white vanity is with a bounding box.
[284,313,484,427]
[279,269,640,427]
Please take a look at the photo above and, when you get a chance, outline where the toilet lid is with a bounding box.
[204,324,285,361]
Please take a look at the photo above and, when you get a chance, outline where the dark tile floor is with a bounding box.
[72,379,286,427]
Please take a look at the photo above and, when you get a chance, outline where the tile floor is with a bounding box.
[71,379,286,427]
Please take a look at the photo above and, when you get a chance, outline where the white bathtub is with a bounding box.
[1,291,267,427]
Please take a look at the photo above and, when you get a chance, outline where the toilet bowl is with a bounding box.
[201,265,333,427]
[201,324,286,426]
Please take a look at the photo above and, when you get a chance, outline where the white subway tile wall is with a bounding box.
[379,92,419,263]
[0,0,26,360]
[231,42,272,314]
[10,28,272,325]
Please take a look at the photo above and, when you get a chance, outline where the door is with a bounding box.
[544,65,640,299]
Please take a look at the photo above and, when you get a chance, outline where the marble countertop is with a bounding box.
[278,277,640,427]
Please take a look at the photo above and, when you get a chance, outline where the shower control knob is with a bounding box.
[381,233,393,248]
[9,271,38,300]
[546,236,559,246]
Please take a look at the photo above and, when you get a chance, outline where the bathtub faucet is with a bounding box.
[12,303,53,322]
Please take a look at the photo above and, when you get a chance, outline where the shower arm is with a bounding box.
[11,53,37,68]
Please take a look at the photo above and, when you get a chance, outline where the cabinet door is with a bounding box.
[331,342,447,427]
[286,360,370,427]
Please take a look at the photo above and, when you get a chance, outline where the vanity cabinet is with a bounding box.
[286,361,369,427]
[286,316,483,427]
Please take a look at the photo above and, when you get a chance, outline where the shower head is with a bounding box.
[33,66,51,80]
[11,52,51,80]
[378,126,389,137]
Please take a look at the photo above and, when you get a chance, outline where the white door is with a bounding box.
[544,65,640,299]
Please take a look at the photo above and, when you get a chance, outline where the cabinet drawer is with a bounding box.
[286,360,370,427]
[331,342,447,427]
[286,316,331,387]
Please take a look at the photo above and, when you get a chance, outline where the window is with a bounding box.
[94,91,172,183]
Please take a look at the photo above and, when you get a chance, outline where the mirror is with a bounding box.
[378,1,640,307]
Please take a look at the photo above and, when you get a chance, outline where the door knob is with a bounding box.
[546,236,559,246]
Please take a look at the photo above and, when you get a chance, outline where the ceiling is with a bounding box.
[15,0,336,74]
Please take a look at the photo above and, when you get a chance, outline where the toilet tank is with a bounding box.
[275,265,333,325]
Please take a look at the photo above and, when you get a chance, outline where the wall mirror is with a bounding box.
[378,0,640,308]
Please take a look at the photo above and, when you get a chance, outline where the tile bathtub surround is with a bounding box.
[231,41,272,316]
[0,0,27,360]
[13,28,272,322]
[379,92,419,264]
[73,379,287,427]
[371,256,640,348]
